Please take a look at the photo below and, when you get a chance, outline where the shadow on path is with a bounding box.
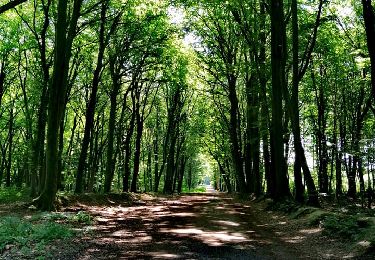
[65,192,304,259]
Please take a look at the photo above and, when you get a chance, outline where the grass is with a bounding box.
[0,216,73,255]
[182,185,206,193]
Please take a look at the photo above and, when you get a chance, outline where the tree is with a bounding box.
[0,0,26,15]
[362,0,375,100]
[34,0,83,210]
[269,0,290,199]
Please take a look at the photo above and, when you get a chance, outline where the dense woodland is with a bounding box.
[0,0,374,211]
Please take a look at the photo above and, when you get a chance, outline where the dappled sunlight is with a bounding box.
[299,228,321,234]
[212,220,240,227]
[60,193,326,259]
[283,235,306,244]
[148,252,181,259]
[160,227,250,246]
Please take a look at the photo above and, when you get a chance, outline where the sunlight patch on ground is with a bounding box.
[160,227,249,246]
[283,235,305,244]
[111,230,152,243]
[170,212,196,217]
[96,217,113,223]
[166,228,204,235]
[149,205,167,212]
[299,228,321,234]
[212,220,240,227]
[149,252,181,259]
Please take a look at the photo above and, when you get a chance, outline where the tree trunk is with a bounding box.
[76,2,107,193]
[34,0,83,210]
[163,126,178,194]
[32,0,52,197]
[122,92,137,192]
[103,69,121,193]
[6,103,14,187]
[270,0,290,199]
[131,91,144,192]
[228,75,246,193]
[362,0,375,100]
[291,0,304,203]
[177,156,187,194]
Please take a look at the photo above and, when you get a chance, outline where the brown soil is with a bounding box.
[2,191,374,259]
[54,192,373,259]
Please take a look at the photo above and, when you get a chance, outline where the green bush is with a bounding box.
[322,215,360,238]
[32,222,73,240]
[71,211,92,225]
[0,217,32,249]
[0,188,30,204]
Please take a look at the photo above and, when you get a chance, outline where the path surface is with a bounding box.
[67,192,315,260]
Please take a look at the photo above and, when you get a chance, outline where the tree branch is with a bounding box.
[0,0,27,15]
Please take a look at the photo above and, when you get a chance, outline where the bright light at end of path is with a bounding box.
[167,6,199,47]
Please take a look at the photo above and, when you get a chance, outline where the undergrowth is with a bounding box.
[0,211,92,258]
[0,216,73,255]
[0,187,30,204]
[182,186,206,193]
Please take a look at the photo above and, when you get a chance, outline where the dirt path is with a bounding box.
[58,192,331,260]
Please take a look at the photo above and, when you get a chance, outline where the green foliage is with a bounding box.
[182,185,206,193]
[40,211,92,225]
[0,216,73,252]
[31,222,73,241]
[306,210,331,226]
[266,200,300,214]
[322,214,360,238]
[71,211,92,225]
[290,207,319,219]
[0,188,30,204]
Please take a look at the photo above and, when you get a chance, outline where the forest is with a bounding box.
[0,0,375,259]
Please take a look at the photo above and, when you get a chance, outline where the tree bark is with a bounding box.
[131,90,144,192]
[103,61,121,193]
[270,0,290,199]
[34,0,83,210]
[0,0,26,15]
[122,92,137,192]
[76,1,107,193]
[362,0,375,100]
[6,102,14,187]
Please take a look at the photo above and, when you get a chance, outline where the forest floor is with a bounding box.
[1,188,375,259]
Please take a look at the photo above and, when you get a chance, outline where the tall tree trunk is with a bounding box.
[270,0,290,199]
[362,0,375,100]
[291,0,304,203]
[258,0,271,196]
[34,0,83,210]
[103,65,121,193]
[163,126,179,194]
[57,115,65,190]
[177,156,187,194]
[32,0,52,197]
[228,75,246,193]
[131,91,144,192]
[153,109,160,192]
[6,102,14,187]
[122,92,137,192]
[76,2,107,193]
[289,0,322,206]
